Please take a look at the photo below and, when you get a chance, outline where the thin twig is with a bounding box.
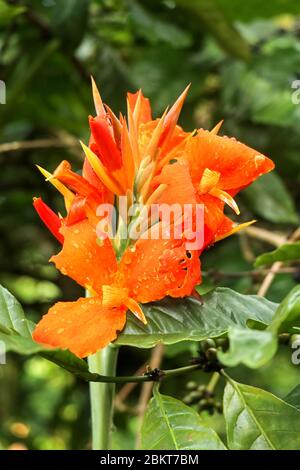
[244,226,286,247]
[0,138,79,153]
[203,267,298,281]
[258,227,300,297]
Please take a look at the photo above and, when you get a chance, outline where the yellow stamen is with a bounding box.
[210,188,240,215]
[210,120,224,135]
[85,285,98,297]
[102,285,129,307]
[125,298,147,325]
[215,220,256,243]
[36,165,74,209]
[80,141,123,195]
[198,168,240,215]
[102,285,147,325]
[198,169,221,194]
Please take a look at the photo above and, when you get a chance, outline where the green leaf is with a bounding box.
[218,327,277,369]
[116,287,277,348]
[175,0,251,61]
[243,172,298,225]
[141,388,226,450]
[0,0,25,27]
[267,285,300,335]
[223,376,300,450]
[255,242,300,266]
[0,284,32,337]
[129,1,192,48]
[216,0,300,22]
[221,286,300,369]
[285,385,300,410]
[51,0,90,50]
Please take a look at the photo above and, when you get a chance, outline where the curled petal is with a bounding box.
[89,115,122,172]
[33,197,64,244]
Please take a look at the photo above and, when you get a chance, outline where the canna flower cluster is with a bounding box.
[32,81,274,358]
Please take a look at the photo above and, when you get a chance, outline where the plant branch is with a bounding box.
[87,363,201,384]
[258,227,300,297]
[0,138,79,154]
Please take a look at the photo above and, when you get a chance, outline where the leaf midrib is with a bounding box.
[154,390,179,450]
[228,379,276,450]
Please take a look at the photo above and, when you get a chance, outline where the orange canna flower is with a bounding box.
[32,81,274,358]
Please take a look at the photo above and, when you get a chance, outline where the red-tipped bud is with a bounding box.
[33,197,64,244]
[89,115,122,172]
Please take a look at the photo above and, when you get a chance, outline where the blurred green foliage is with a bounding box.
[0,0,299,450]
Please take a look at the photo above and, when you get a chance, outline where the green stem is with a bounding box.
[88,345,119,450]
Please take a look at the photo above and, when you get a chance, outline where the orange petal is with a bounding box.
[159,85,190,148]
[51,219,117,294]
[91,76,106,117]
[185,129,275,191]
[89,115,122,172]
[127,90,152,124]
[119,224,201,303]
[54,160,105,212]
[197,194,226,249]
[152,159,197,207]
[32,296,126,358]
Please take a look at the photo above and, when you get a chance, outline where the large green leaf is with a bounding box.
[219,286,300,369]
[243,172,298,225]
[223,376,300,450]
[141,387,226,450]
[218,327,277,369]
[116,287,277,348]
[285,385,300,410]
[255,242,300,267]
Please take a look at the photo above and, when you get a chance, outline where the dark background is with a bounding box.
[0,0,300,450]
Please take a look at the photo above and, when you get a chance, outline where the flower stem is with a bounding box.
[88,345,119,450]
